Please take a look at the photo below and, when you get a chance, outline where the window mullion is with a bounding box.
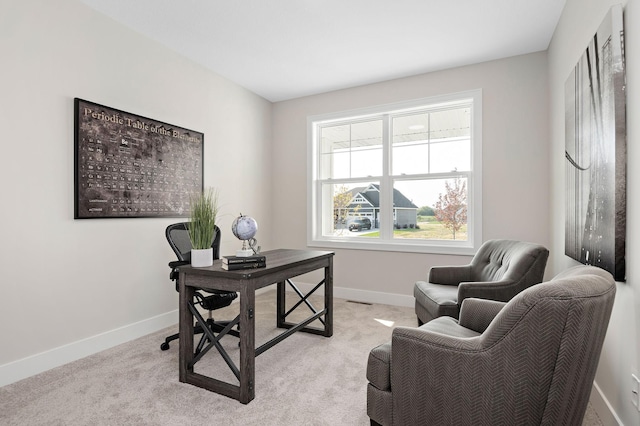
[427,112,431,174]
[380,115,393,240]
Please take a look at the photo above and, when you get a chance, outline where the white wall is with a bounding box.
[272,52,551,303]
[548,0,640,424]
[0,0,272,383]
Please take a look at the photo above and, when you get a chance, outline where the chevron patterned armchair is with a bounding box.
[414,239,550,325]
[367,265,616,426]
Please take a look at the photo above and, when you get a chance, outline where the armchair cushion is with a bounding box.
[418,316,481,339]
[367,342,392,391]
[414,280,458,321]
[367,342,393,426]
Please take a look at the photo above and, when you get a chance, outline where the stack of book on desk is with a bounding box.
[221,255,267,270]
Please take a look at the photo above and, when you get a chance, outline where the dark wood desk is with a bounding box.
[178,249,334,403]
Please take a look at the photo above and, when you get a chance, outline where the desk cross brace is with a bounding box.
[188,296,327,384]
[283,278,326,327]
[187,301,241,380]
[255,308,327,357]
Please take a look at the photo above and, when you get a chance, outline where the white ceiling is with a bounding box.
[80,0,566,102]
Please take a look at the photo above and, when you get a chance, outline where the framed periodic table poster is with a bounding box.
[74,98,203,219]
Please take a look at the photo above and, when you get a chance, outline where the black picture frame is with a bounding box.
[74,98,203,219]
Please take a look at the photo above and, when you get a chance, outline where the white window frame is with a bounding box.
[307,90,482,255]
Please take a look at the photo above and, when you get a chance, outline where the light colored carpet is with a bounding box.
[0,290,603,425]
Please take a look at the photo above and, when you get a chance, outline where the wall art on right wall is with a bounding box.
[565,4,626,281]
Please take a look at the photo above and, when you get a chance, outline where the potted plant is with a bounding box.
[188,187,219,267]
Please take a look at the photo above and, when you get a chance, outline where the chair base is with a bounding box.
[160,318,239,351]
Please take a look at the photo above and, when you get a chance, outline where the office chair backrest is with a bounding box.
[166,222,221,262]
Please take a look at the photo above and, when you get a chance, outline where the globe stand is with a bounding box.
[236,239,254,257]
[232,214,259,257]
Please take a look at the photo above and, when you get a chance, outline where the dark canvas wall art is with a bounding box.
[565,5,626,281]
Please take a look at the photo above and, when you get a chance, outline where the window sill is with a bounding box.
[308,237,477,256]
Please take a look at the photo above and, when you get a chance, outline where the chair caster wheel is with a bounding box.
[160,342,170,351]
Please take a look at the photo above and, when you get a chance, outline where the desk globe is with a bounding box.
[232,214,258,257]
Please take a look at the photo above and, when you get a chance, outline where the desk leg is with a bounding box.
[239,284,256,404]
[276,281,285,328]
[179,273,195,382]
[325,258,334,337]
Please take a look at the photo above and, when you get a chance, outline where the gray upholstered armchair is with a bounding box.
[414,239,549,325]
[367,265,616,426]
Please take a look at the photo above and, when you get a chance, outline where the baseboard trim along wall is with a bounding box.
[287,281,415,308]
[0,310,177,388]
[590,381,623,425]
[0,284,412,388]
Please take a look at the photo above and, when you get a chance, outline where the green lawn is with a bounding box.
[361,221,467,240]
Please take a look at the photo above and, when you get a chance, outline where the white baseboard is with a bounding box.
[334,286,414,307]
[283,281,415,308]
[590,381,624,425]
[0,285,411,388]
[0,310,177,388]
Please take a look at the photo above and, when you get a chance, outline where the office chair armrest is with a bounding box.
[169,260,190,269]
[169,260,190,283]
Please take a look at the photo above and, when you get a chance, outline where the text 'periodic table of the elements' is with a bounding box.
[74,98,203,219]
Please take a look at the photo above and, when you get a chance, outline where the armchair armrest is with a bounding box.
[457,279,518,303]
[458,298,507,333]
[393,324,482,353]
[389,326,492,425]
[428,265,472,285]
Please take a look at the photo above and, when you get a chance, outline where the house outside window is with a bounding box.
[308,90,482,255]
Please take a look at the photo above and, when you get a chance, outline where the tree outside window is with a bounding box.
[434,177,467,240]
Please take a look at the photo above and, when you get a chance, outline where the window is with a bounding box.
[308,90,482,255]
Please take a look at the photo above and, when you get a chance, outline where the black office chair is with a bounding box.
[160,222,239,352]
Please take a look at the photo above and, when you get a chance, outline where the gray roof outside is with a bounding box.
[350,184,418,209]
